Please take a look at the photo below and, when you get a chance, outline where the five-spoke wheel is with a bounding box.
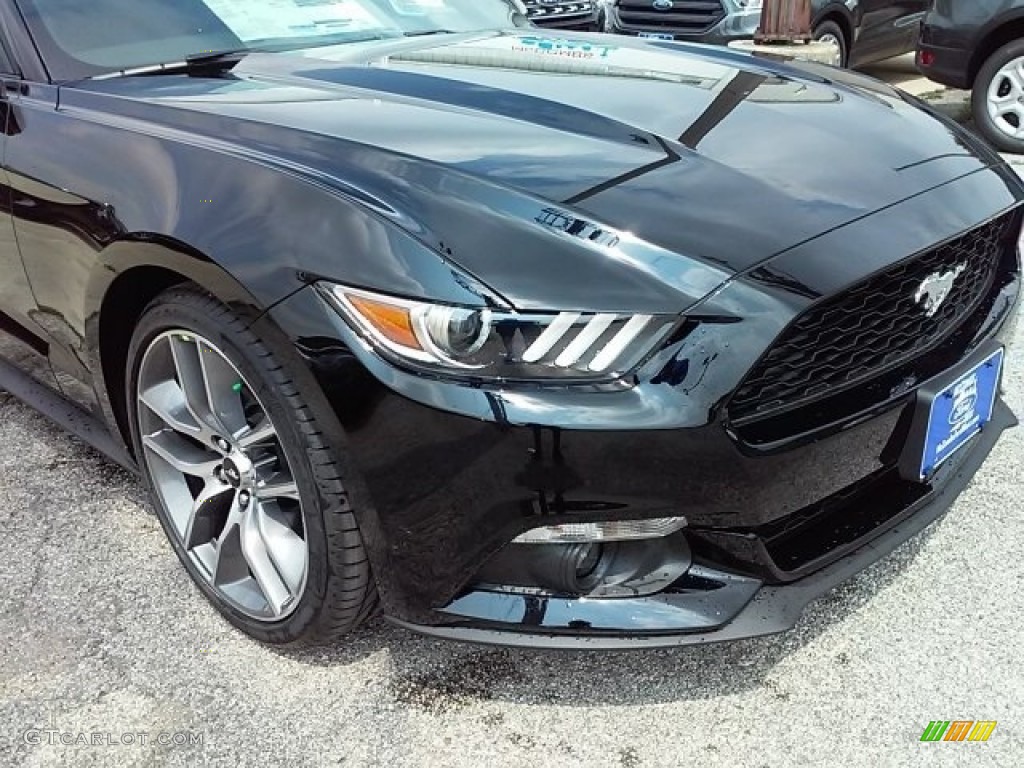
[138,330,307,620]
[127,286,376,644]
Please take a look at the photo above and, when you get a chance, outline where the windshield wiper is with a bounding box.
[91,48,254,80]
[184,48,251,69]
[403,29,457,38]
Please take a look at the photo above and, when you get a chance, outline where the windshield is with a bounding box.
[15,0,528,81]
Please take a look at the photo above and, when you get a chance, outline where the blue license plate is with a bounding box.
[920,348,1004,479]
[638,32,674,40]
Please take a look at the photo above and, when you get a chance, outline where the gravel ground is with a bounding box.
[0,312,1021,768]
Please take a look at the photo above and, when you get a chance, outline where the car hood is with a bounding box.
[69,32,1003,312]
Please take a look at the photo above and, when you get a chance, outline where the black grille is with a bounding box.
[523,0,596,27]
[616,0,726,34]
[730,213,1016,423]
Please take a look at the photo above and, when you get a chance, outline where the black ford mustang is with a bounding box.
[0,0,1021,650]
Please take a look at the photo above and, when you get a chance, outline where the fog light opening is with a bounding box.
[553,542,613,594]
[575,543,603,581]
[475,530,692,598]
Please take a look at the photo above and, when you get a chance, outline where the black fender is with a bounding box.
[6,85,500,449]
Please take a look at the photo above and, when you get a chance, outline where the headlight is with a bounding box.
[418,304,491,359]
[728,0,762,11]
[323,284,678,381]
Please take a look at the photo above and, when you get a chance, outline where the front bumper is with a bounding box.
[391,399,1016,649]
[260,167,1023,649]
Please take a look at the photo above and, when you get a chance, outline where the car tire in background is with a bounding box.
[813,20,848,68]
[126,285,377,645]
[972,38,1024,154]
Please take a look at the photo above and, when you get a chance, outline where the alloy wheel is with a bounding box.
[986,56,1024,139]
[137,330,308,621]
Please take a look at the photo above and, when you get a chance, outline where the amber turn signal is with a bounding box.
[346,294,423,351]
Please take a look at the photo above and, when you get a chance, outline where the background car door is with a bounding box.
[853,0,928,65]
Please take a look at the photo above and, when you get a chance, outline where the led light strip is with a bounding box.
[513,516,688,543]
[588,315,652,372]
[522,312,660,372]
[555,314,617,368]
[521,312,581,363]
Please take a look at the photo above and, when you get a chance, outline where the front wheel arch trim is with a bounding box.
[85,236,275,457]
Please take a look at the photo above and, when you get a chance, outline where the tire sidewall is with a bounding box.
[973,39,1024,154]
[126,292,331,643]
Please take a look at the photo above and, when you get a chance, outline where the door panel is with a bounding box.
[853,0,928,65]
[5,82,105,412]
[0,82,38,341]
[0,79,61,392]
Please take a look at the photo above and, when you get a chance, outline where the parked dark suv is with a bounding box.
[522,0,603,30]
[607,0,926,68]
[918,1,1024,153]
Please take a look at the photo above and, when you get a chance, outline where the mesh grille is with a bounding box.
[616,0,727,34]
[730,213,1015,422]
[523,1,595,25]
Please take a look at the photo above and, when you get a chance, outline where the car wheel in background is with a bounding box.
[126,285,377,645]
[813,20,848,68]
[973,39,1024,154]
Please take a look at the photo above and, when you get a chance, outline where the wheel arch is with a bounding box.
[968,14,1024,87]
[86,235,270,456]
[811,3,855,67]
[812,5,854,52]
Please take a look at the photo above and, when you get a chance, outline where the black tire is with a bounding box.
[972,39,1024,154]
[813,20,848,68]
[126,284,377,645]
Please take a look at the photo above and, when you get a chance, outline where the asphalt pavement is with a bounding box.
[3,78,1024,768]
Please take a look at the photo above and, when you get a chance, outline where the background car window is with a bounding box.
[14,0,525,81]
